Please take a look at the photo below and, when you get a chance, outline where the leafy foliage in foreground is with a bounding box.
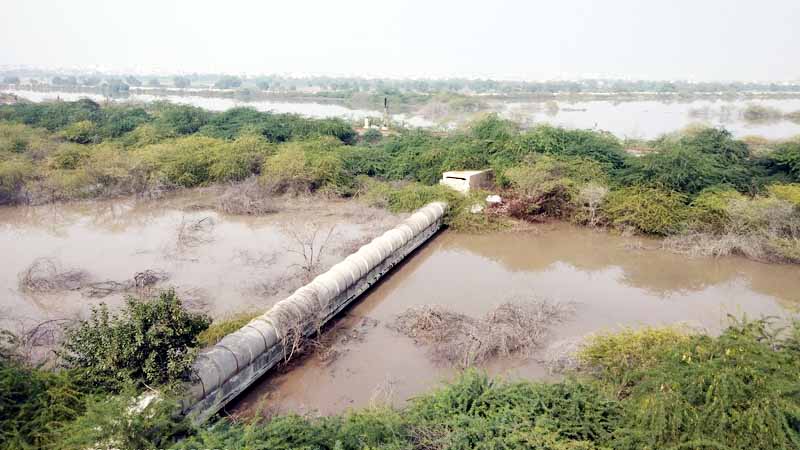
[0,360,88,449]
[177,319,800,450]
[0,290,209,449]
[59,289,210,390]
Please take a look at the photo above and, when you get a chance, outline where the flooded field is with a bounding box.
[0,190,402,330]
[3,89,435,128]
[233,224,800,417]
[6,89,800,139]
[498,98,800,139]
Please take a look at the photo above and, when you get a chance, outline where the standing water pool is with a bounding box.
[232,223,800,416]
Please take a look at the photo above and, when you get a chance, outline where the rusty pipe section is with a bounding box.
[183,202,447,421]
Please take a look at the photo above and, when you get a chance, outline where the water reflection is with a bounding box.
[233,224,800,417]
[0,192,401,323]
[434,225,800,306]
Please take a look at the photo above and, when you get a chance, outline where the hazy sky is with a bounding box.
[2,0,799,81]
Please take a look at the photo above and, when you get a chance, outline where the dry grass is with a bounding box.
[232,249,278,267]
[539,337,583,374]
[198,311,262,347]
[174,215,215,253]
[663,232,770,261]
[82,269,169,298]
[284,223,337,275]
[392,299,573,368]
[1,316,76,365]
[18,257,89,293]
[217,178,277,215]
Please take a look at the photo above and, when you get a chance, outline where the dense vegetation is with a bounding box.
[4,282,799,450]
[178,317,800,449]
[0,290,207,449]
[2,99,799,448]
[2,99,798,261]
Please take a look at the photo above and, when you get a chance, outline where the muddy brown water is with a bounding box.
[231,224,800,417]
[0,190,402,330]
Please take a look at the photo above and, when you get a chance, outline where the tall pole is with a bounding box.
[382,96,389,130]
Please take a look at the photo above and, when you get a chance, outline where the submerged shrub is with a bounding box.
[59,290,210,390]
[603,186,689,235]
[28,167,94,203]
[83,143,147,195]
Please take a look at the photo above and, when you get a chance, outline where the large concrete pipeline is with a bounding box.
[182,201,448,422]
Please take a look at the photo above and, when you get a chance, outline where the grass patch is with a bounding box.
[197,311,262,347]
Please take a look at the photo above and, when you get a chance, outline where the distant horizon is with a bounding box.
[3,1,799,83]
[2,64,799,85]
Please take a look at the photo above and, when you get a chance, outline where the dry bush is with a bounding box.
[266,297,329,364]
[18,257,89,292]
[663,232,770,261]
[539,337,583,374]
[314,316,379,366]
[174,215,215,252]
[1,316,76,364]
[503,186,573,222]
[392,299,573,368]
[578,183,608,227]
[254,270,312,297]
[233,249,278,267]
[82,269,169,298]
[284,223,337,275]
[369,375,398,407]
[217,178,277,215]
[666,195,800,262]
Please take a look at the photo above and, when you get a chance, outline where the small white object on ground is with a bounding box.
[486,194,502,204]
[470,204,484,214]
